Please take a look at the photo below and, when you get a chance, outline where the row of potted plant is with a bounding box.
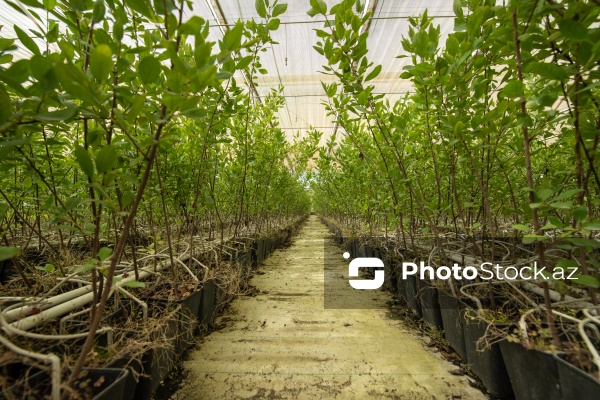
[322,215,599,400]
[1,215,306,400]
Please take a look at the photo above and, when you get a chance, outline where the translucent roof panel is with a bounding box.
[0,0,460,140]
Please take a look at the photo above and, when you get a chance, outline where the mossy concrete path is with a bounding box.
[175,216,485,399]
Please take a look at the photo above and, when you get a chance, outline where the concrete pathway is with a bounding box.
[175,216,485,399]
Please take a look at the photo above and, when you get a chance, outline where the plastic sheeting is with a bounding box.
[1,0,458,139]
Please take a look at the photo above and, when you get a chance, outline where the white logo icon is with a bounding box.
[345,252,385,290]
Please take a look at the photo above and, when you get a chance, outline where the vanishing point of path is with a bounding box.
[174,216,485,399]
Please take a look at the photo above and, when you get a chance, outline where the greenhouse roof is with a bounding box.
[0,0,457,140]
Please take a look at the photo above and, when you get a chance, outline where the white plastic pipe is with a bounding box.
[0,333,61,400]
[6,254,190,333]
[4,285,92,322]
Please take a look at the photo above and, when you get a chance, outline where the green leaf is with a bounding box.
[555,258,578,270]
[550,201,572,209]
[365,65,382,81]
[95,144,117,173]
[14,26,40,56]
[0,247,19,261]
[124,0,154,19]
[525,62,568,81]
[536,188,554,201]
[0,85,13,124]
[547,215,563,229]
[35,106,78,122]
[178,16,206,35]
[255,0,267,18]
[571,274,600,289]
[559,19,589,41]
[54,63,102,107]
[552,189,583,203]
[216,71,233,80]
[92,0,106,23]
[127,95,146,121]
[566,238,600,249]
[235,55,253,70]
[309,0,327,14]
[138,55,161,84]
[512,224,530,232]
[267,18,280,30]
[74,145,94,178]
[35,263,55,272]
[573,205,588,222]
[523,234,548,244]
[43,0,57,10]
[499,80,524,98]
[97,246,113,261]
[0,203,8,221]
[453,0,464,18]
[122,280,146,288]
[74,263,96,274]
[223,22,244,51]
[582,221,600,231]
[272,3,287,17]
[194,42,213,69]
[65,197,80,211]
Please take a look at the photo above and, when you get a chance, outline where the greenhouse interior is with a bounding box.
[0,0,599,398]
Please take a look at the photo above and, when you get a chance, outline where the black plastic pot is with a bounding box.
[215,278,234,315]
[5,367,128,400]
[416,279,443,331]
[251,239,264,267]
[200,279,217,324]
[358,243,367,258]
[267,236,275,254]
[174,288,202,354]
[395,271,407,301]
[462,309,513,398]
[105,355,143,400]
[142,286,201,356]
[554,353,600,400]
[258,239,267,264]
[438,291,467,360]
[498,341,560,400]
[383,255,398,293]
[404,275,422,317]
[133,346,172,400]
[238,248,252,269]
[237,256,251,291]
